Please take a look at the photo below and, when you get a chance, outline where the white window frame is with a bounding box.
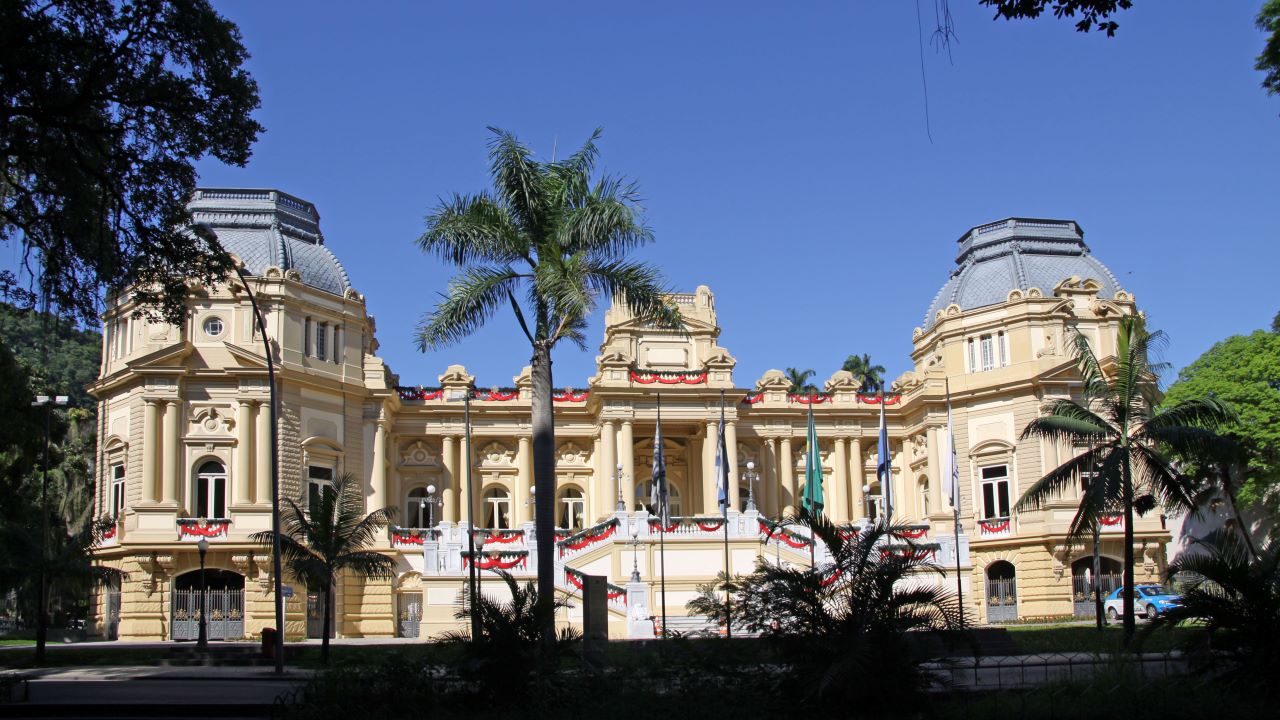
[194,461,228,519]
[560,488,587,529]
[980,464,1010,520]
[406,487,436,529]
[307,465,335,512]
[316,322,327,361]
[483,488,512,530]
[110,463,126,518]
[998,330,1009,366]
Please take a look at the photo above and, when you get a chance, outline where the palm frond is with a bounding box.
[417,192,526,267]
[582,258,682,330]
[415,266,526,351]
[485,127,546,230]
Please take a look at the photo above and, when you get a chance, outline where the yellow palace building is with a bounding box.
[88,189,1167,641]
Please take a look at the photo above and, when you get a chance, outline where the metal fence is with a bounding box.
[986,577,1018,623]
[928,651,1187,692]
[1071,573,1122,618]
[171,588,244,641]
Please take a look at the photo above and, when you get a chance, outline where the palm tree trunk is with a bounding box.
[1222,465,1260,562]
[321,583,333,665]
[1122,450,1136,646]
[529,342,557,664]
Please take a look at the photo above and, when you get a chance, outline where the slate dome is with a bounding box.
[923,218,1123,329]
[188,188,353,297]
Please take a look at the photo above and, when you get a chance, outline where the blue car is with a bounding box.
[1103,585,1180,621]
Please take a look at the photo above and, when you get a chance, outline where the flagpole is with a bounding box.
[807,405,816,569]
[657,394,668,639]
[720,390,732,639]
[947,378,964,630]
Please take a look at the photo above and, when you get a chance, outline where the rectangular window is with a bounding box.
[304,318,312,357]
[997,331,1007,366]
[316,323,327,361]
[967,338,976,373]
[307,466,335,511]
[196,473,227,519]
[110,464,126,518]
[333,326,342,364]
[981,464,1010,519]
[980,334,995,372]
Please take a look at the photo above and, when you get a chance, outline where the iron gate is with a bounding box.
[398,592,422,638]
[986,577,1018,623]
[306,592,333,638]
[1072,573,1122,618]
[171,589,244,641]
[104,586,120,640]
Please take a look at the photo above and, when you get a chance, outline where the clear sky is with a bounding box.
[188,1,1279,390]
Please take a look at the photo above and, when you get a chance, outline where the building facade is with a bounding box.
[88,189,1168,641]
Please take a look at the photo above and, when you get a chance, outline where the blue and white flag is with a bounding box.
[716,398,729,514]
[652,396,669,525]
[877,398,894,520]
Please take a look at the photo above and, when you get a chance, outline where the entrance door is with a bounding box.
[306,591,334,638]
[104,580,121,641]
[1071,557,1123,618]
[171,570,245,641]
[398,592,422,638]
[985,561,1018,624]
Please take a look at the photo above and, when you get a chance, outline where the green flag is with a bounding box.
[802,407,824,515]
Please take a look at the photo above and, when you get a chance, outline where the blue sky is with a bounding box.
[188,1,1279,390]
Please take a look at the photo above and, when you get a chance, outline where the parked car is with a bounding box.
[1104,585,1180,620]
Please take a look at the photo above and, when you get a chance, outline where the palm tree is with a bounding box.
[1016,316,1232,644]
[252,474,395,664]
[784,367,818,396]
[688,513,964,712]
[415,128,681,650]
[841,353,886,393]
[1150,529,1280,688]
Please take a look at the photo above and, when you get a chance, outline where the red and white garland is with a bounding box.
[856,393,902,405]
[742,392,766,405]
[695,518,726,532]
[1100,513,1124,526]
[819,568,842,587]
[648,518,681,533]
[557,518,619,557]
[102,524,117,540]
[476,529,524,544]
[463,551,527,570]
[475,388,519,401]
[563,569,628,603]
[759,519,813,548]
[788,393,831,405]
[880,546,938,561]
[895,526,928,539]
[177,519,230,540]
[396,386,444,401]
[629,369,708,385]
[552,389,590,402]
[978,518,1011,535]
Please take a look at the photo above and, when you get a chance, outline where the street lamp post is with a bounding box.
[422,484,442,529]
[476,534,487,601]
[197,538,209,650]
[630,525,642,582]
[616,463,626,512]
[446,388,480,641]
[744,461,758,513]
[31,394,68,663]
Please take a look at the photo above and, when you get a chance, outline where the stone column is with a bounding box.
[161,400,180,505]
[515,436,531,525]
[927,426,943,518]
[141,399,158,503]
[850,438,866,520]
[600,420,617,516]
[254,401,271,505]
[619,420,636,512]
[702,422,717,514]
[234,401,253,505]
[460,434,476,523]
[687,436,703,516]
[441,436,458,522]
[592,436,603,520]
[765,439,780,518]
[370,420,387,512]
[726,421,739,511]
[832,437,849,522]
[780,436,795,516]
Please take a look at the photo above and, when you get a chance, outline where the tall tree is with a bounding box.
[252,475,396,665]
[1,0,262,323]
[415,128,680,655]
[784,367,818,396]
[1015,316,1232,644]
[841,353,886,393]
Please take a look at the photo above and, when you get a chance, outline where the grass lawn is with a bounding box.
[1005,623,1204,655]
[0,639,34,647]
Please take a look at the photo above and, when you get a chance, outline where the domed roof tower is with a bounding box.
[923,218,1123,329]
[188,188,353,297]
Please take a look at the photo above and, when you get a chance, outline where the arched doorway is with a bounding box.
[1071,556,1123,618]
[985,561,1018,623]
[172,569,244,641]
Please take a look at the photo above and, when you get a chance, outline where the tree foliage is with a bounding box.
[1259,1,1280,97]
[783,367,817,395]
[687,513,964,713]
[841,352,885,393]
[1,0,262,323]
[0,302,102,408]
[1162,330,1280,510]
[979,0,1133,35]
[252,474,396,664]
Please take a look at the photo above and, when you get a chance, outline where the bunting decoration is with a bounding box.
[789,393,831,405]
[177,519,230,540]
[552,389,590,402]
[695,518,726,533]
[857,393,902,405]
[564,568,628,603]
[557,518,619,556]
[978,519,1011,534]
[648,518,681,533]
[475,388,520,401]
[894,526,929,539]
[1100,513,1124,526]
[629,369,708,385]
[819,568,842,587]
[474,529,524,544]
[395,386,445,401]
[741,392,766,405]
[759,519,813,548]
[462,551,527,570]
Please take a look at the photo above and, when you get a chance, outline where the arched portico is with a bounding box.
[171,569,245,641]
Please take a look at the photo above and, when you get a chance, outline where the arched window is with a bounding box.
[558,487,586,530]
[918,476,930,517]
[406,487,438,529]
[482,487,511,530]
[636,481,681,518]
[194,461,227,519]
